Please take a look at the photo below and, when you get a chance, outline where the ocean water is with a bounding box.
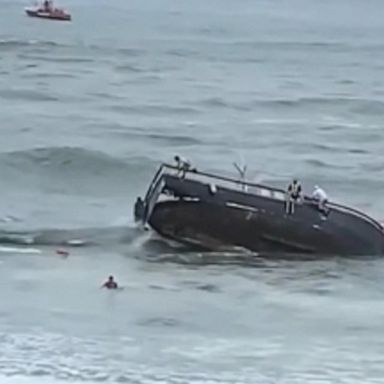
[1,0,384,382]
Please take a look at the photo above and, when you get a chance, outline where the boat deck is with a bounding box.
[143,163,383,233]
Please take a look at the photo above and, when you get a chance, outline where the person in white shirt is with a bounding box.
[311,185,328,213]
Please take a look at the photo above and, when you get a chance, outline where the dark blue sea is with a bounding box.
[1,0,384,382]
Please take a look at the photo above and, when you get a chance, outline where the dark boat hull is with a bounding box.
[149,200,384,256]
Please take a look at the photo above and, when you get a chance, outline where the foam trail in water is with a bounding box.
[0,246,41,254]
[130,227,154,251]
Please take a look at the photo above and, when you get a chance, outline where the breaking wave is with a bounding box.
[0,146,157,195]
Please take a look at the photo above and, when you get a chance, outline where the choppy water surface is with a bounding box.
[1,0,384,382]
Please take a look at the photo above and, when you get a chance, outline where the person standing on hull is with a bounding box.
[174,155,191,179]
[286,178,302,214]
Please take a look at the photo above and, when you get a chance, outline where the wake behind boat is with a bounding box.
[25,1,71,21]
[134,162,384,257]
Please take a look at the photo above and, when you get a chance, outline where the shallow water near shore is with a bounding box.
[1,0,384,382]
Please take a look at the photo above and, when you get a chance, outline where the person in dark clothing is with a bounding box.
[102,275,118,289]
[285,179,302,214]
[134,196,145,222]
[43,0,50,11]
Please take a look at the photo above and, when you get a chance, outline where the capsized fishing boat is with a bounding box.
[135,163,384,256]
[25,2,71,21]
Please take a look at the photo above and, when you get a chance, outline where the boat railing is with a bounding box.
[143,164,167,222]
[144,164,166,203]
[144,163,383,231]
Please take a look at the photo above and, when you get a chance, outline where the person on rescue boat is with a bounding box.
[43,0,54,11]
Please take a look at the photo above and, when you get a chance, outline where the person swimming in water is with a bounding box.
[101,275,118,289]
